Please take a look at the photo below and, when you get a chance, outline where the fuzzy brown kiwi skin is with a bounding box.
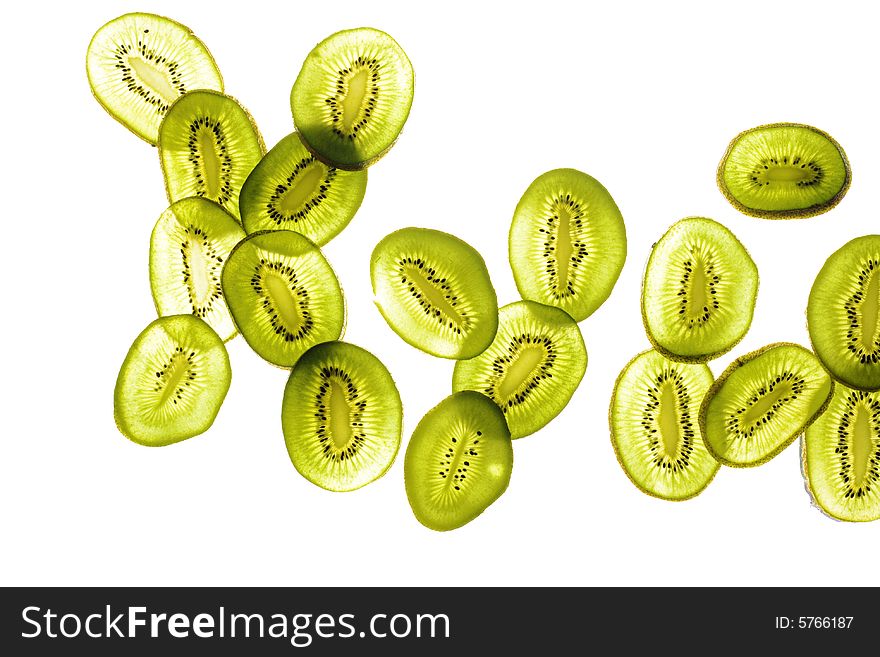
[716,122,852,220]
[699,342,835,468]
[295,128,397,172]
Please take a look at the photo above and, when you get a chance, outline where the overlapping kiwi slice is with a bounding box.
[642,217,758,362]
[453,301,586,438]
[509,168,627,322]
[87,13,223,144]
[717,123,851,219]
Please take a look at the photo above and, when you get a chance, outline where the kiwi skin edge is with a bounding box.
[296,128,397,172]
[716,122,852,220]
[698,342,835,468]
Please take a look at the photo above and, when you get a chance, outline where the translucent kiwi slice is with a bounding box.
[700,343,833,467]
[150,197,246,341]
[159,90,265,220]
[610,350,718,500]
[221,230,344,368]
[509,168,627,321]
[114,315,231,446]
[808,235,880,391]
[717,123,851,219]
[404,391,513,531]
[371,228,498,359]
[453,301,586,438]
[87,13,223,145]
[642,217,758,362]
[291,27,414,170]
[239,132,367,244]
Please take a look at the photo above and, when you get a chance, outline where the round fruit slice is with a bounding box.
[642,217,758,362]
[509,168,627,321]
[239,132,367,244]
[87,13,223,144]
[291,27,414,170]
[610,350,718,500]
[114,315,231,446]
[700,343,833,467]
[371,228,498,359]
[404,391,513,531]
[282,341,402,492]
[452,301,586,438]
[221,230,345,368]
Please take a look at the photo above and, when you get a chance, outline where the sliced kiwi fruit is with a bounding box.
[453,300,586,438]
[610,350,718,500]
[717,123,851,219]
[404,391,513,531]
[509,168,627,321]
[114,314,231,446]
[808,235,880,391]
[291,27,414,170]
[87,13,223,145]
[239,132,367,244]
[700,343,833,467]
[221,230,345,368]
[159,90,265,220]
[371,228,498,359]
[150,197,246,341]
[642,217,758,363]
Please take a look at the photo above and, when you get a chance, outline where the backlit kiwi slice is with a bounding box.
[642,217,758,362]
[239,132,367,244]
[114,315,231,446]
[700,343,833,467]
[291,27,414,170]
[87,13,223,144]
[717,123,851,219]
[371,228,498,359]
[509,168,627,322]
[808,235,880,391]
[453,301,586,438]
[404,391,513,531]
[221,230,345,368]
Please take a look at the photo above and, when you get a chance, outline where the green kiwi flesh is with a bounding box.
[453,300,586,438]
[87,13,223,145]
[610,350,718,500]
[700,343,833,467]
[239,132,367,245]
[808,235,880,391]
[642,217,758,362]
[371,228,498,359]
[221,230,345,368]
[114,314,231,446]
[291,27,414,170]
[509,168,627,322]
[404,391,512,531]
[717,123,851,219]
[282,341,402,492]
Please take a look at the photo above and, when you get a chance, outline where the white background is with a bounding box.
[2,0,878,587]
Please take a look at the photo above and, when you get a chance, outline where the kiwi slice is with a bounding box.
[642,217,758,362]
[371,228,498,359]
[87,13,223,145]
[221,230,345,368]
[508,168,627,321]
[159,90,265,220]
[291,27,414,170]
[150,197,246,341]
[239,132,367,244]
[114,315,231,446]
[404,391,513,531]
[700,343,833,467]
[717,123,851,219]
[452,301,587,438]
[808,235,880,391]
[610,350,718,500]
[282,341,401,492]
